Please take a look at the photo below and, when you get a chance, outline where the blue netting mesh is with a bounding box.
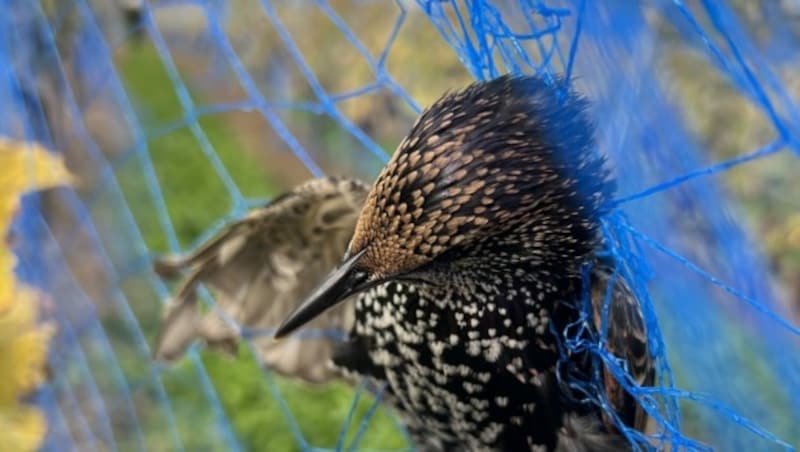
[4,0,800,451]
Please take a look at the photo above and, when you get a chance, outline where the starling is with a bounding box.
[152,177,368,383]
[274,75,654,451]
[153,75,654,451]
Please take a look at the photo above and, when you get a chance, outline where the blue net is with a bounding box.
[4,0,800,451]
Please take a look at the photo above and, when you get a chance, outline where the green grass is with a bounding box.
[115,42,279,253]
[109,42,407,450]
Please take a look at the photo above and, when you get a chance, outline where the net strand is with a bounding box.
[31,0,243,448]
[8,1,799,450]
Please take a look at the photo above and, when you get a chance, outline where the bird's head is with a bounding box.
[274,74,615,338]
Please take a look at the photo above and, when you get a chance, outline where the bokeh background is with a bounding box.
[4,0,800,451]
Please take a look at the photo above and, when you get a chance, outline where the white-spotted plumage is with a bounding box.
[328,75,654,451]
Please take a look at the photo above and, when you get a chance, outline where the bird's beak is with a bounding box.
[274,248,369,339]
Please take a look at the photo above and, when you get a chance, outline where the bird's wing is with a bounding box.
[589,262,654,434]
[152,177,369,383]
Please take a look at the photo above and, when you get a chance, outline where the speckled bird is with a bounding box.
[152,177,367,383]
[272,75,655,451]
[153,75,653,451]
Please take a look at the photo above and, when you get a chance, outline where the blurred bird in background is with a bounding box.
[154,75,654,451]
[153,178,368,383]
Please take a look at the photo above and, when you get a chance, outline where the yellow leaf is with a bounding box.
[0,137,73,192]
[0,404,47,452]
[0,251,12,313]
[0,138,71,313]
[0,138,73,232]
[0,137,71,452]
[0,286,54,404]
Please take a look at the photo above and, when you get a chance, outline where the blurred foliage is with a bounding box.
[659,36,800,313]
[652,6,800,444]
[0,139,71,452]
